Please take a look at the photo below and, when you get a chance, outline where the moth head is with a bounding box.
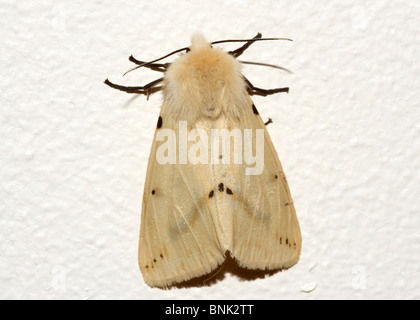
[186,33,213,52]
[178,34,234,77]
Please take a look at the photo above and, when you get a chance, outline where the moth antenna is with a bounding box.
[123,36,291,76]
[123,47,188,76]
[128,56,169,71]
[211,37,292,45]
[239,60,293,74]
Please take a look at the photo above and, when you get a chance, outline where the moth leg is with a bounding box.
[104,77,163,95]
[129,55,170,72]
[264,118,273,126]
[244,76,289,96]
[229,33,262,58]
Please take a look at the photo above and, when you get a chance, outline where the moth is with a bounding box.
[105,33,301,288]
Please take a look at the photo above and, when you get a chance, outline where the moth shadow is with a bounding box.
[172,252,281,289]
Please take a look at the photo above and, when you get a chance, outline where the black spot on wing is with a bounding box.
[157,116,163,129]
[252,104,259,115]
[218,183,224,192]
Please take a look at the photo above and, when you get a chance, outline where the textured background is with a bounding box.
[1,0,419,299]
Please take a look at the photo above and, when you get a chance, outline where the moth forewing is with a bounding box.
[230,106,301,269]
[139,116,225,288]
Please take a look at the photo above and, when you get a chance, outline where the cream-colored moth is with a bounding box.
[105,33,301,288]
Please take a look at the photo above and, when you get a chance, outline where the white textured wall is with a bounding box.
[1,0,419,299]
